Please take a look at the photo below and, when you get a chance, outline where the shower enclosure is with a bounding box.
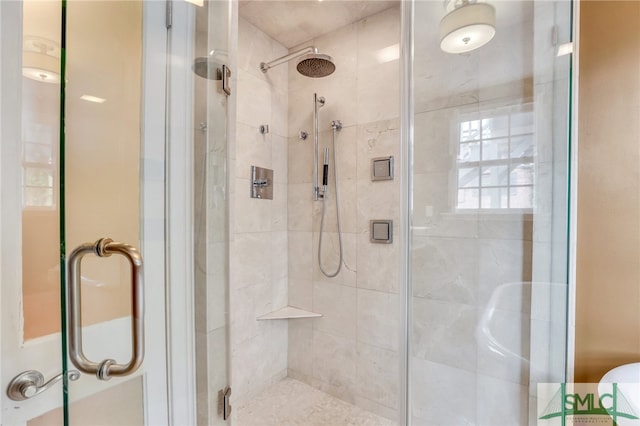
[0,0,573,425]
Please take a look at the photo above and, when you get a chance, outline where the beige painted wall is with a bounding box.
[575,0,640,382]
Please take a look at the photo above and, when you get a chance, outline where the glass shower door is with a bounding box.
[60,1,167,423]
[2,0,169,424]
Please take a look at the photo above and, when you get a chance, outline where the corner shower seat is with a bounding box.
[256,306,322,320]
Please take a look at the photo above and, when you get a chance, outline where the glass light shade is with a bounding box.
[439,2,496,54]
[22,51,60,84]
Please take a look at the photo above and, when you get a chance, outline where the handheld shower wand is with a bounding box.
[322,148,329,194]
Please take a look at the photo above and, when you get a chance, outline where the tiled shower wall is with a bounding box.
[286,6,401,421]
[230,17,290,406]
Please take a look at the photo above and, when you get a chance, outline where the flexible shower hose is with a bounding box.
[318,125,343,278]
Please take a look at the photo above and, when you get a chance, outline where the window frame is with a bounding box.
[454,101,535,213]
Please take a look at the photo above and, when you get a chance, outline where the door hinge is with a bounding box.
[220,386,232,420]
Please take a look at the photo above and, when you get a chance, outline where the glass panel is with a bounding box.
[511,134,535,158]
[24,187,54,207]
[65,0,142,337]
[24,142,54,163]
[482,138,509,160]
[457,188,479,210]
[21,0,62,340]
[458,141,480,162]
[411,0,572,424]
[511,163,534,186]
[511,110,535,135]
[458,167,480,187]
[28,377,143,426]
[481,116,509,139]
[64,0,144,423]
[480,165,509,187]
[510,186,534,209]
[481,187,509,209]
[460,119,481,141]
[193,1,231,424]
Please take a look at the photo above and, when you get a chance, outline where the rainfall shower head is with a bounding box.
[296,53,335,78]
[261,46,335,78]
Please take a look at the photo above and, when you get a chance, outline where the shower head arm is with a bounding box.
[260,46,319,73]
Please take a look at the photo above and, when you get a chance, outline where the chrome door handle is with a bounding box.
[7,370,80,401]
[67,238,144,381]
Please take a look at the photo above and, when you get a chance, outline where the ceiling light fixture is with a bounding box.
[439,1,496,54]
[22,36,60,84]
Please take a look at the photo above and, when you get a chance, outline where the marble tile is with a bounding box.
[232,331,287,406]
[477,17,534,103]
[413,109,458,174]
[288,320,314,378]
[312,282,357,340]
[476,307,531,385]
[232,232,272,288]
[356,232,399,294]
[356,342,399,410]
[411,297,477,373]
[271,230,288,307]
[333,125,358,180]
[412,1,480,114]
[357,8,400,123]
[236,377,396,426]
[206,326,229,397]
[312,231,357,287]
[356,179,400,235]
[354,396,399,424]
[288,278,313,311]
[411,236,478,304]
[235,122,272,179]
[206,241,228,332]
[271,182,288,232]
[412,172,480,238]
[312,178,357,234]
[476,375,529,426]
[238,17,273,78]
[237,69,271,127]
[312,330,357,399]
[231,282,271,346]
[357,289,398,351]
[477,238,533,306]
[477,214,534,242]
[288,86,315,141]
[234,180,271,233]
[288,135,314,184]
[411,357,477,425]
[266,39,288,93]
[271,87,289,138]
[356,119,400,182]
[287,183,313,231]
[288,279,313,311]
[271,134,288,183]
[288,231,313,282]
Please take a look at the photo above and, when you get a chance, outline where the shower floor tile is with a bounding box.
[236,377,396,426]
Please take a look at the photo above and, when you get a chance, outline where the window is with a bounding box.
[22,123,56,209]
[456,103,534,210]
